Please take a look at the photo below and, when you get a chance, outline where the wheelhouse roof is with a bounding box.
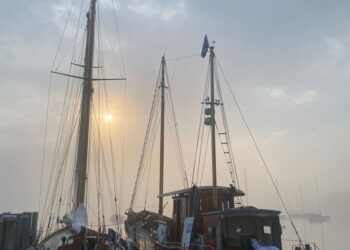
[158,185,245,198]
[202,206,281,217]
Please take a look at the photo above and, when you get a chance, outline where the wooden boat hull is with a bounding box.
[39,227,115,250]
[125,210,175,250]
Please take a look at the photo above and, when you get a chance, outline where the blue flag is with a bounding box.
[201,35,209,58]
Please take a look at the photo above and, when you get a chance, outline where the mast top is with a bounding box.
[209,45,215,55]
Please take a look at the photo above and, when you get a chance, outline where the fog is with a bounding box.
[0,0,349,249]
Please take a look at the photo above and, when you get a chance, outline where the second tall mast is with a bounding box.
[209,46,218,209]
[158,56,166,215]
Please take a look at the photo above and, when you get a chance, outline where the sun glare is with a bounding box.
[104,114,113,122]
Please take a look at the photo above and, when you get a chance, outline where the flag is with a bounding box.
[201,35,209,58]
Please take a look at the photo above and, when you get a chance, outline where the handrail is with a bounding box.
[156,240,216,250]
[283,239,319,250]
[190,243,216,250]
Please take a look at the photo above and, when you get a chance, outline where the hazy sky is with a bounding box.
[1,0,350,249]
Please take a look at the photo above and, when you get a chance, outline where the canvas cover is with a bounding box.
[62,203,87,233]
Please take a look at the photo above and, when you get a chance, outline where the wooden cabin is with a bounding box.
[155,185,282,250]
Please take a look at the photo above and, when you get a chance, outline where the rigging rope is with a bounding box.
[39,0,127,237]
[97,1,124,229]
[167,53,201,61]
[130,57,191,210]
[214,62,241,189]
[107,0,129,213]
[165,102,187,188]
[51,0,78,71]
[191,63,210,185]
[143,148,154,209]
[39,0,85,236]
[165,62,189,188]
[136,97,162,208]
[111,0,127,77]
[129,69,161,208]
[216,58,305,249]
[37,72,52,233]
[195,121,207,185]
[199,130,210,185]
[120,79,127,220]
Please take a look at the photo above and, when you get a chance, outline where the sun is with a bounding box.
[104,114,113,122]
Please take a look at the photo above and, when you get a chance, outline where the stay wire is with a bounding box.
[50,0,77,71]
[191,63,210,185]
[164,62,189,188]
[216,58,305,249]
[199,129,210,185]
[54,75,81,209]
[40,76,76,233]
[98,4,123,229]
[54,0,85,71]
[214,62,240,190]
[164,101,187,188]
[43,39,83,226]
[37,72,52,233]
[39,0,85,233]
[92,103,119,228]
[99,15,123,76]
[195,120,207,185]
[132,93,160,208]
[106,0,128,214]
[136,96,161,207]
[120,79,127,217]
[130,65,162,208]
[143,145,154,209]
[38,0,80,233]
[167,53,201,61]
[111,0,127,77]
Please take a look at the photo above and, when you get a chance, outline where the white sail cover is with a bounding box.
[62,203,87,233]
[251,239,279,250]
[72,203,87,232]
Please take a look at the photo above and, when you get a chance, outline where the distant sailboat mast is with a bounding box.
[74,0,97,208]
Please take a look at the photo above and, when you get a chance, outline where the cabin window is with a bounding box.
[199,198,203,211]
[263,226,271,234]
[235,226,242,233]
[226,217,255,237]
[181,197,187,219]
[206,226,215,237]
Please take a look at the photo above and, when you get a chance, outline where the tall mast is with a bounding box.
[74,0,97,208]
[158,56,166,215]
[209,46,218,209]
